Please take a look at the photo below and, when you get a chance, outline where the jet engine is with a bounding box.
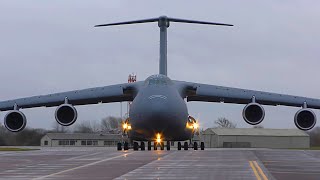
[55,104,77,126]
[4,110,27,132]
[242,103,265,125]
[294,109,316,131]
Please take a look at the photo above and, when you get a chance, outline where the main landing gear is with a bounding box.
[117,141,205,151]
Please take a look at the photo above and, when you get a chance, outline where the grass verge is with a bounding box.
[310,146,320,150]
[0,147,40,151]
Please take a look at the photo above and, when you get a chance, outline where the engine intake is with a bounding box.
[242,103,265,125]
[55,104,77,126]
[4,110,27,132]
[294,109,316,131]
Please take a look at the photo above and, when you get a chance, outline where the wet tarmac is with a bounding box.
[0,147,319,180]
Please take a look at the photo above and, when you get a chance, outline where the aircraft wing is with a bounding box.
[182,82,320,109]
[0,82,141,111]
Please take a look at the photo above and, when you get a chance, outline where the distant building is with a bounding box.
[201,128,309,149]
[41,133,122,147]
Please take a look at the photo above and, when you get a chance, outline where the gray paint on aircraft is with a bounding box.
[0,16,319,140]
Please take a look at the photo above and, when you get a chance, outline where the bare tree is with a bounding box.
[214,117,236,128]
[0,123,7,145]
[308,127,320,147]
[73,121,94,133]
[101,116,122,131]
[51,122,69,133]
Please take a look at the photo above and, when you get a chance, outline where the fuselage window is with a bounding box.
[144,75,172,86]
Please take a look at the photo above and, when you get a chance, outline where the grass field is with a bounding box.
[310,146,320,150]
[287,146,320,150]
[0,147,40,151]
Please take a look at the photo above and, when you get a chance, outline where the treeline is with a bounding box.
[307,127,320,147]
[0,116,122,146]
[0,127,46,146]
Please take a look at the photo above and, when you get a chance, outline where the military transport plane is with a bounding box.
[0,16,318,151]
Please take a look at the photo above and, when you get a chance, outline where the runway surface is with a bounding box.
[0,147,320,180]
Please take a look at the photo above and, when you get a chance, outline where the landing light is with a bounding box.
[186,122,199,130]
[193,122,199,129]
[156,133,162,143]
[122,123,132,131]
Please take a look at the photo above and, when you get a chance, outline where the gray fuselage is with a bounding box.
[129,75,193,141]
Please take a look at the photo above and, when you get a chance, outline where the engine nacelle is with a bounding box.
[55,104,77,126]
[294,109,316,131]
[4,110,27,132]
[242,103,265,125]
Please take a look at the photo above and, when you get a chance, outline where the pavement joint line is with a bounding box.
[253,161,268,180]
[31,152,134,180]
[249,161,261,180]
[65,151,105,160]
[115,151,177,179]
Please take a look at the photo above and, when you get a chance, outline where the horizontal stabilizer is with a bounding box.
[94,17,159,27]
[168,17,233,26]
[95,16,233,27]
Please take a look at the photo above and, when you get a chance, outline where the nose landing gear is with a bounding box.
[117,140,205,151]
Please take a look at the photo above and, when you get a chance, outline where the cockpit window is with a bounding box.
[144,74,173,86]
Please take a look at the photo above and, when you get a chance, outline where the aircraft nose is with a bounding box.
[148,95,169,116]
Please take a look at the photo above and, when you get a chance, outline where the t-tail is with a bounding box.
[95,16,233,76]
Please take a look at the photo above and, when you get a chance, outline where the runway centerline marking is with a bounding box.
[32,152,133,180]
[249,161,261,180]
[65,151,105,160]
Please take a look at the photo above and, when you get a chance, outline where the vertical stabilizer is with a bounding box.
[95,16,233,76]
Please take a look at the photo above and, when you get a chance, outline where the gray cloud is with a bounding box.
[1,0,319,130]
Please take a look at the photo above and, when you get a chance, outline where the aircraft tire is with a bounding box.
[124,142,129,150]
[133,142,139,151]
[194,142,198,150]
[201,142,205,150]
[141,142,145,151]
[154,141,157,150]
[166,141,170,151]
[178,142,181,150]
[148,141,152,151]
[117,142,122,151]
[160,142,164,150]
[184,142,188,150]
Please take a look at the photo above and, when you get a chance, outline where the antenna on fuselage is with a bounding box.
[95,16,233,76]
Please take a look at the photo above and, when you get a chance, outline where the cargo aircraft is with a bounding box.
[1,16,318,151]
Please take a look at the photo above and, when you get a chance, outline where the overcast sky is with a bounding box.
[1,0,319,130]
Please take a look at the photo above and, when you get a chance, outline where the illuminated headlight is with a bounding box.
[156,133,162,143]
[186,121,199,130]
[193,123,199,129]
[122,123,132,131]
